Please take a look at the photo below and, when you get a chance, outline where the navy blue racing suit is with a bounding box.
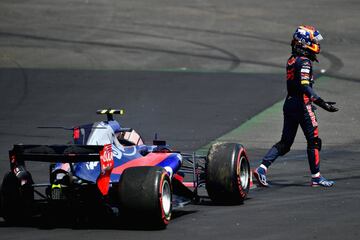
[261,54,322,175]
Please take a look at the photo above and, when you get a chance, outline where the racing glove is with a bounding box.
[314,98,339,112]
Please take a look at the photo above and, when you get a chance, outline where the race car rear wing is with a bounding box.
[9,144,114,195]
[9,144,104,165]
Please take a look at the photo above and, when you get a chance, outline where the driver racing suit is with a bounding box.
[260,54,322,175]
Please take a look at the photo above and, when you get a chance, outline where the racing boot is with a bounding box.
[311,175,334,187]
[253,164,269,187]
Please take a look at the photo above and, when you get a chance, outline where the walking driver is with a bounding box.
[254,26,338,187]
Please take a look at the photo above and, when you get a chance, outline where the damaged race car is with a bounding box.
[0,109,250,228]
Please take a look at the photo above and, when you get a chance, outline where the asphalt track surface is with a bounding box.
[1,1,360,239]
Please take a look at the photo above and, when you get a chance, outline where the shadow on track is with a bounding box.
[0,209,198,231]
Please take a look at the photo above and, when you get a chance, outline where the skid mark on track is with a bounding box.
[0,31,240,72]
[72,26,242,71]
[0,57,28,119]
[131,21,360,82]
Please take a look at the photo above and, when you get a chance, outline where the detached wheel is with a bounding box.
[206,142,250,204]
[0,172,34,223]
[117,166,172,229]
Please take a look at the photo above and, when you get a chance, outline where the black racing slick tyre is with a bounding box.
[0,172,34,223]
[205,142,250,204]
[117,166,172,229]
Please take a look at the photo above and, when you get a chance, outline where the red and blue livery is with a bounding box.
[0,109,251,228]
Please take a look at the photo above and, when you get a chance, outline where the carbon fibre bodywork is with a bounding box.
[0,110,250,227]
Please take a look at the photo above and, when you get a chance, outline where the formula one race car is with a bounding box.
[0,109,250,228]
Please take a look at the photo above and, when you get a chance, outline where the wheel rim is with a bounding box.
[239,155,249,189]
[161,180,171,217]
